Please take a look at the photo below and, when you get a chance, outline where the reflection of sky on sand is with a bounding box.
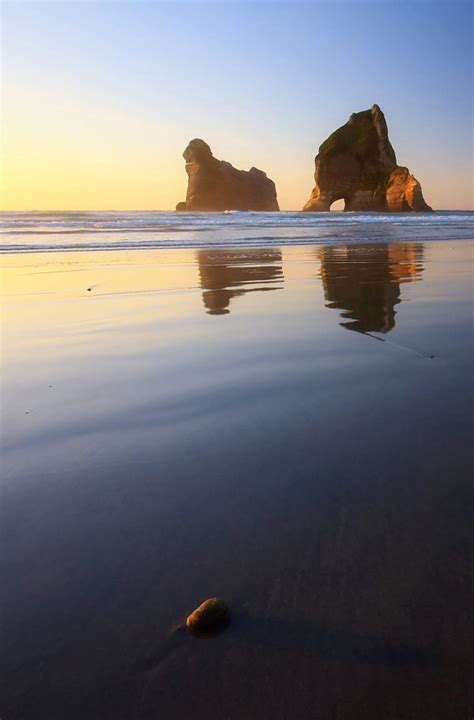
[1,241,470,486]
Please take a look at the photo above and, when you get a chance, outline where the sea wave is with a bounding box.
[0,211,472,252]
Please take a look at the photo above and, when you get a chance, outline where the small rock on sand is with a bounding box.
[186,598,229,634]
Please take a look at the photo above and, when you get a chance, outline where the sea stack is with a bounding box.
[176,139,279,212]
[303,105,432,212]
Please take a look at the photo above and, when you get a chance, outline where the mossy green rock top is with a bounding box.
[303,104,432,212]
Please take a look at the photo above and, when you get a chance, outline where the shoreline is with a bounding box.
[2,210,473,256]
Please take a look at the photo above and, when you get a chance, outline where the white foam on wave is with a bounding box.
[0,211,472,253]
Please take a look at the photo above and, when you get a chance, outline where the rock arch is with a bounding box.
[303,105,431,213]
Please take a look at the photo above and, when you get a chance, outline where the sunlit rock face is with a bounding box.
[303,105,432,212]
[176,139,279,212]
[385,166,432,212]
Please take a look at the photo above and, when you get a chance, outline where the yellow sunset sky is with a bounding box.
[2,1,472,211]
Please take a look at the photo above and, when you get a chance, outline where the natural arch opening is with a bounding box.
[330,198,345,211]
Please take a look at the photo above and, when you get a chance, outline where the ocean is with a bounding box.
[1,210,473,252]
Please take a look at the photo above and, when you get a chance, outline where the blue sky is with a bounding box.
[2,0,472,209]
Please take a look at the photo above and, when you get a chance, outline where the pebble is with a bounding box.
[186,598,229,634]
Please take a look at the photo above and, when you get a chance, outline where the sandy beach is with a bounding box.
[1,240,473,719]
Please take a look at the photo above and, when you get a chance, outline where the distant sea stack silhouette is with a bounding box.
[303,105,432,212]
[176,139,279,212]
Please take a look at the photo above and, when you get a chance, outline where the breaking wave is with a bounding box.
[1,210,472,253]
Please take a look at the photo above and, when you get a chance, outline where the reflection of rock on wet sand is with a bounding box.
[319,243,423,334]
[197,249,283,315]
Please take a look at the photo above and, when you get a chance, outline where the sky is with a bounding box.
[1,0,473,211]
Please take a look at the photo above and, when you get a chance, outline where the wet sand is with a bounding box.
[1,242,473,719]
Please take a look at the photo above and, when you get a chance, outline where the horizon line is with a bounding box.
[2,207,474,214]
